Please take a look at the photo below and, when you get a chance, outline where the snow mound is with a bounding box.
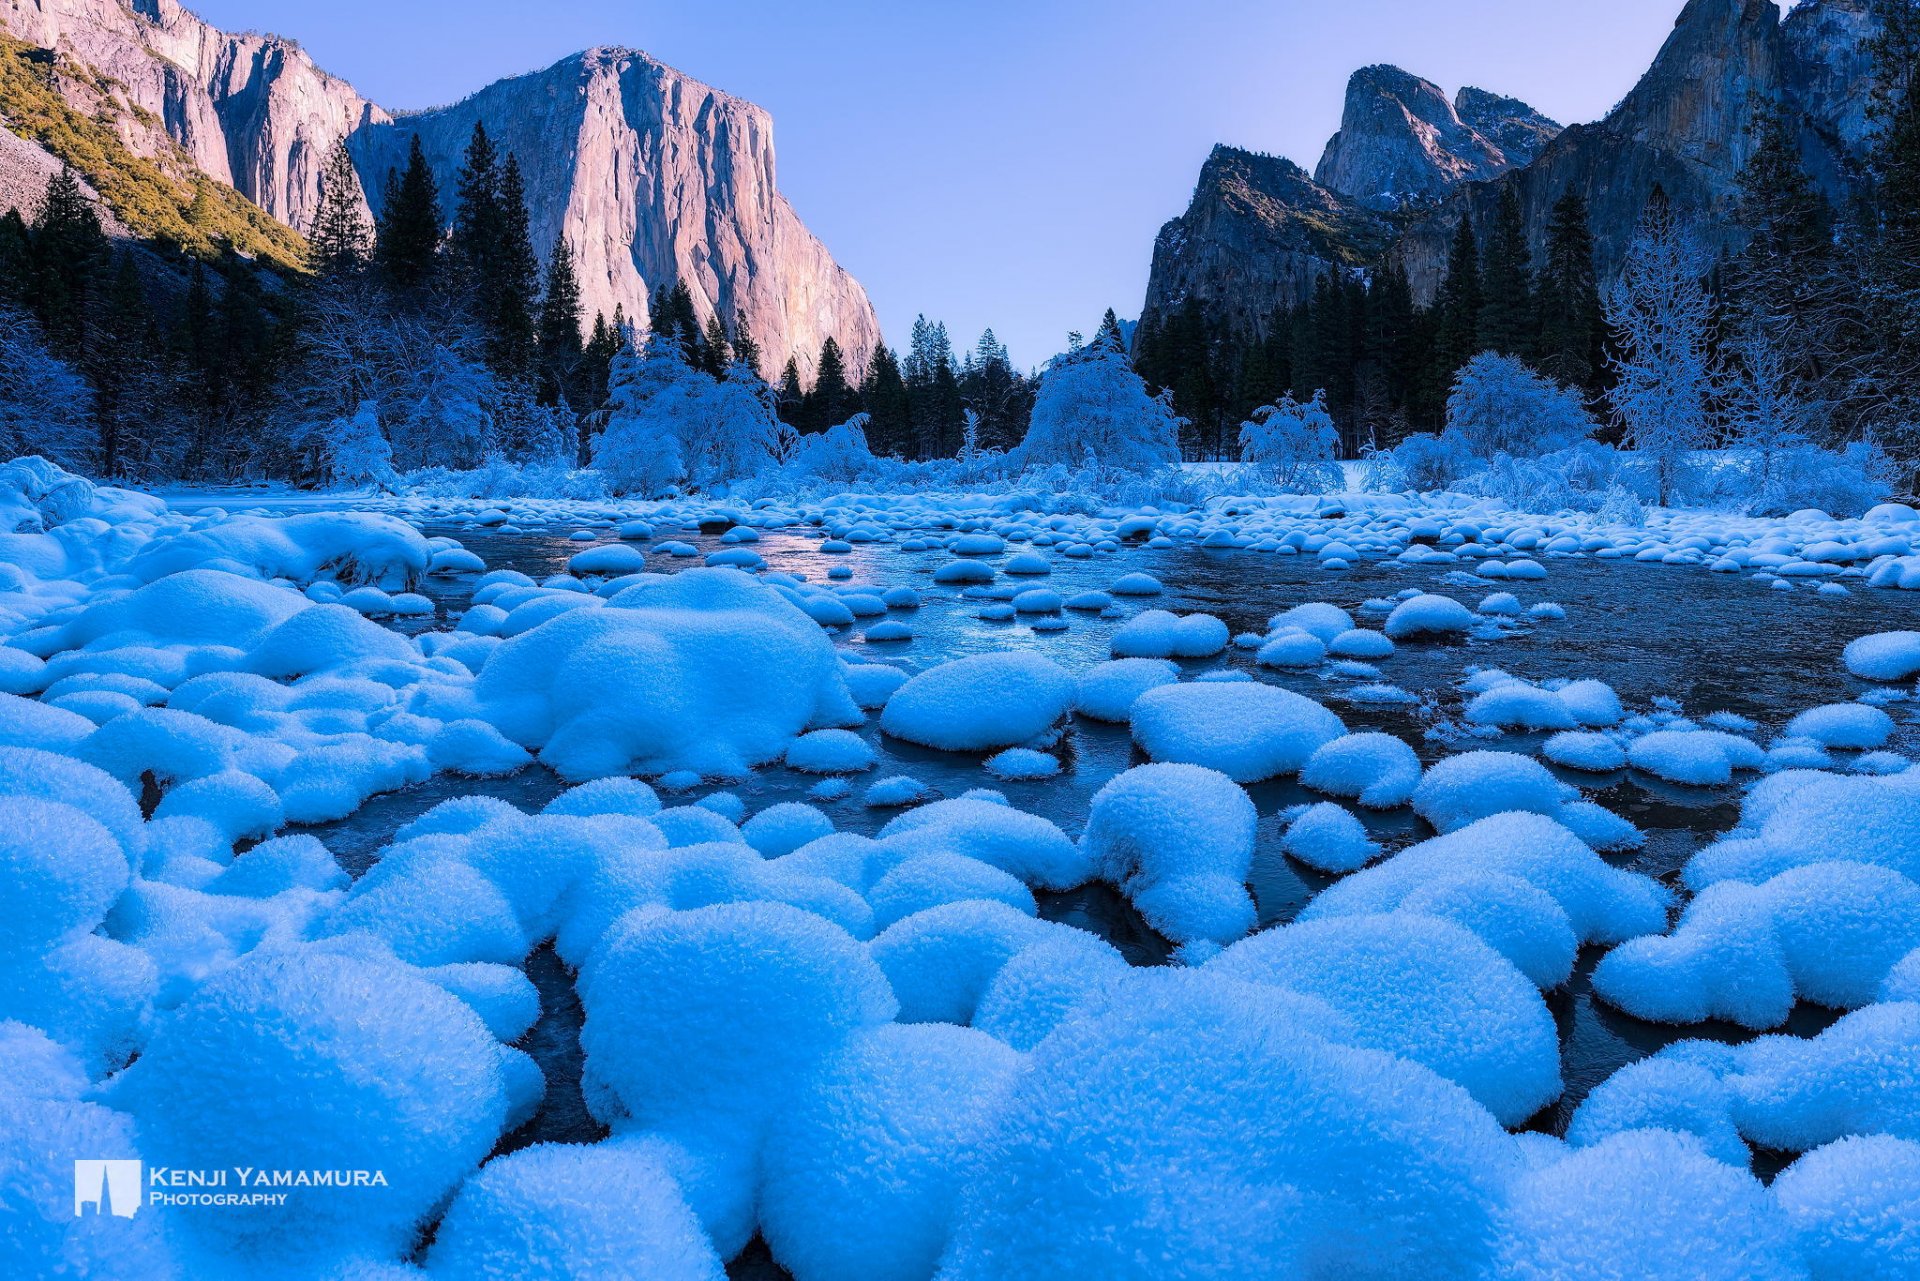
[879,652,1073,752]
[1384,594,1473,640]
[1843,631,1920,682]
[426,1140,725,1281]
[760,1023,1022,1281]
[1208,913,1561,1124]
[1412,751,1575,833]
[941,969,1519,1280]
[105,946,514,1266]
[1130,680,1345,782]
[1080,764,1258,944]
[1300,732,1423,808]
[1109,610,1229,659]
[1492,1130,1802,1281]
[1594,862,1920,1029]
[1684,769,1920,889]
[473,568,859,780]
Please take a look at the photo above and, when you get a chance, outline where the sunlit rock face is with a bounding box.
[0,1,881,379]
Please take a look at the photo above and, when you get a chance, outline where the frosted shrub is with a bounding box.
[1597,484,1647,527]
[788,413,877,483]
[0,307,93,468]
[1445,353,1598,460]
[1358,446,1404,493]
[1239,392,1342,492]
[592,336,782,495]
[324,401,398,490]
[1392,432,1474,491]
[1752,442,1893,518]
[1014,332,1183,473]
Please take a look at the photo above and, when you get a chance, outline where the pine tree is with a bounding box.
[487,155,540,379]
[452,123,502,285]
[1536,190,1608,395]
[730,310,762,379]
[29,167,107,353]
[376,135,443,290]
[536,235,584,407]
[701,314,730,369]
[0,209,31,306]
[776,357,805,425]
[86,250,147,476]
[800,336,857,433]
[582,310,620,440]
[308,141,371,276]
[1478,185,1534,358]
[1434,216,1483,383]
[859,344,912,457]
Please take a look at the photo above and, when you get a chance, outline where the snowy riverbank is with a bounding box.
[5,454,1920,1278]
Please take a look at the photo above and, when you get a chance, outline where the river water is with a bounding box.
[287,513,1919,1257]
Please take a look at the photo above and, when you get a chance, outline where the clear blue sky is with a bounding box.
[193,0,1703,368]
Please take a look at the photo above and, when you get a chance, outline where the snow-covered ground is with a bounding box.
[6,452,1920,1279]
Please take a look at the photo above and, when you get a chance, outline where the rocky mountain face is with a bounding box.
[1313,65,1557,209]
[0,0,880,378]
[1143,0,1883,333]
[1,0,386,227]
[1391,0,1881,302]
[1142,145,1393,341]
[351,49,880,380]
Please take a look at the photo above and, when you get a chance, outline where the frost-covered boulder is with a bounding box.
[1110,610,1229,659]
[761,1024,1022,1281]
[1384,594,1473,640]
[876,797,1091,890]
[1281,803,1379,875]
[941,969,1520,1280]
[1492,1130,1803,1281]
[578,902,896,1151]
[473,569,860,779]
[1629,729,1767,786]
[1593,862,1920,1029]
[879,651,1073,752]
[1208,914,1562,1125]
[1565,1053,1749,1167]
[1300,732,1423,808]
[104,947,516,1267]
[1412,751,1575,834]
[1302,811,1670,952]
[1072,657,1178,722]
[425,1140,725,1281]
[1080,764,1258,944]
[1772,1135,1920,1280]
[1843,631,1920,682]
[1684,769,1920,889]
[1130,681,1344,783]
[1724,1002,1920,1151]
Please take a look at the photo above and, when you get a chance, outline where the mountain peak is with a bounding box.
[1313,65,1554,210]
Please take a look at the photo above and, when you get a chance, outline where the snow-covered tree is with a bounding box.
[402,341,497,469]
[1014,330,1184,472]
[592,338,782,495]
[0,307,93,468]
[1717,320,1823,498]
[1445,352,1598,461]
[790,412,876,482]
[325,401,397,490]
[1239,391,1341,491]
[1606,193,1716,505]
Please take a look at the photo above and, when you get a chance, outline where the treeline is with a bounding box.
[1133,188,1610,461]
[1139,0,1920,480]
[0,167,290,477]
[0,119,1038,482]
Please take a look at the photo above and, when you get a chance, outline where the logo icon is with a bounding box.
[74,1160,142,1219]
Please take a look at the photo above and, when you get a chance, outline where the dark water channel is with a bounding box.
[295,514,1920,1239]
